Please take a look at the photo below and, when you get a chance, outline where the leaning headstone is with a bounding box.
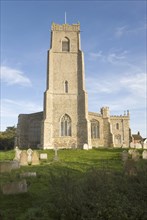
[31,151,40,165]
[40,153,48,160]
[142,150,147,159]
[20,172,36,178]
[13,146,22,161]
[83,143,89,150]
[132,150,140,161]
[121,150,129,163]
[2,179,27,195]
[19,150,28,166]
[27,148,33,164]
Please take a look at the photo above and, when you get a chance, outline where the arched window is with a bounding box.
[62,37,70,52]
[91,120,100,139]
[65,81,68,93]
[61,114,71,136]
[116,123,119,130]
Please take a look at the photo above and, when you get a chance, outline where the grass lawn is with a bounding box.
[0,148,147,220]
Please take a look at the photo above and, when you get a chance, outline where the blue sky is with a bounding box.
[1,0,146,137]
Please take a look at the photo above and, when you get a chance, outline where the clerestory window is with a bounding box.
[61,114,71,136]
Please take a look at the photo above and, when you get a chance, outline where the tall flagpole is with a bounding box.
[65,12,66,24]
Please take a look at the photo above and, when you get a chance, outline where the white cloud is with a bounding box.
[115,25,146,38]
[120,73,146,98]
[115,25,128,38]
[0,66,32,86]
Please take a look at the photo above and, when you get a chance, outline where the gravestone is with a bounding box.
[40,153,48,160]
[128,149,134,155]
[142,150,147,159]
[0,161,20,173]
[27,148,33,164]
[121,150,129,163]
[20,172,36,178]
[83,143,89,150]
[13,146,22,161]
[124,160,137,176]
[0,161,12,173]
[10,160,20,170]
[31,151,40,165]
[19,150,28,166]
[132,150,140,161]
[2,179,27,195]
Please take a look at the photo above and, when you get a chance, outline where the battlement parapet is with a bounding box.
[51,23,80,32]
[110,115,129,119]
[88,112,102,117]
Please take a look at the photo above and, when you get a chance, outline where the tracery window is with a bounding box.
[91,120,100,139]
[61,114,71,136]
[115,134,121,145]
[62,37,70,52]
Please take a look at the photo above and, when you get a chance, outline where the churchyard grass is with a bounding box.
[0,148,147,220]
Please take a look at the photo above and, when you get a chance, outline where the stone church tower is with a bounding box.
[41,23,89,149]
[17,22,131,149]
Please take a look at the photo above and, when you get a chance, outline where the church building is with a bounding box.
[17,22,131,149]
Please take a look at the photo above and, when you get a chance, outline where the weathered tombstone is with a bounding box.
[0,161,12,173]
[128,149,134,155]
[27,148,33,164]
[83,143,89,150]
[13,146,22,161]
[2,179,27,195]
[135,143,142,149]
[0,161,20,173]
[40,153,48,160]
[19,150,28,166]
[20,172,36,178]
[54,147,59,161]
[124,160,137,176]
[10,160,20,170]
[31,151,40,165]
[142,150,147,159]
[121,150,129,163]
[132,150,140,161]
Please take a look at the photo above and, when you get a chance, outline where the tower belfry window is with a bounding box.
[62,37,70,52]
